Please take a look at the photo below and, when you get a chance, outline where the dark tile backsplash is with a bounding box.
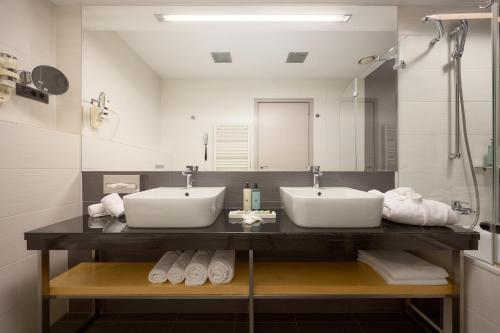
[82,171,395,215]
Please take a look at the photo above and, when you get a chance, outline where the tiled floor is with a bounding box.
[52,312,431,333]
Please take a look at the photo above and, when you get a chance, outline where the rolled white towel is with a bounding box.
[88,203,108,218]
[185,250,213,286]
[148,251,181,284]
[208,250,235,285]
[101,193,125,217]
[167,250,195,285]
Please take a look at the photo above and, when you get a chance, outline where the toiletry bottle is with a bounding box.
[251,183,261,210]
[243,183,252,211]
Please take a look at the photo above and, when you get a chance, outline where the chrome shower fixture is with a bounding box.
[357,46,405,69]
[449,20,468,58]
[421,17,445,46]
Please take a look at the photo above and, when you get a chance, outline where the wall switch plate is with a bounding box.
[16,83,49,104]
[103,175,141,194]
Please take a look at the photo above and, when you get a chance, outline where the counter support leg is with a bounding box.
[40,250,50,333]
[445,250,463,333]
[249,250,254,333]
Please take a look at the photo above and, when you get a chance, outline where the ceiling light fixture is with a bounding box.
[155,14,351,23]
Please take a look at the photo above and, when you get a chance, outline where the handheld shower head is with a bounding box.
[450,20,468,58]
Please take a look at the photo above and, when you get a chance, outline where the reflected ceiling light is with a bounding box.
[155,14,351,23]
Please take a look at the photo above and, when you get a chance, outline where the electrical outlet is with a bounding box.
[16,83,48,104]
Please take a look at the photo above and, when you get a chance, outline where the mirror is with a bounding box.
[81,5,398,172]
[31,65,69,95]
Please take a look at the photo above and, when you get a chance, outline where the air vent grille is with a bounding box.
[286,52,309,63]
[211,52,232,63]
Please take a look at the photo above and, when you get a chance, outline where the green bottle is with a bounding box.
[251,183,261,210]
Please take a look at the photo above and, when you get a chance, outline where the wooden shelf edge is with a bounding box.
[253,262,454,297]
[50,262,249,298]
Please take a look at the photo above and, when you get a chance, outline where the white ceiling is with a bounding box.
[82,5,397,79]
[117,29,396,79]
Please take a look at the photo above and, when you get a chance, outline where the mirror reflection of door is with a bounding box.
[256,101,311,171]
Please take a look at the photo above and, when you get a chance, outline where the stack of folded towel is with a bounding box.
[148,250,236,286]
[88,193,125,218]
[358,250,449,285]
[368,187,457,226]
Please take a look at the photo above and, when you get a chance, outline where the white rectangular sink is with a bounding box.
[124,187,225,228]
[280,187,383,228]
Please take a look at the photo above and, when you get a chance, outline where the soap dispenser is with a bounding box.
[243,183,252,211]
[251,183,261,210]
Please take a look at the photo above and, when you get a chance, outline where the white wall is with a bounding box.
[398,6,492,225]
[82,31,168,171]
[397,6,497,333]
[0,1,82,331]
[161,78,350,171]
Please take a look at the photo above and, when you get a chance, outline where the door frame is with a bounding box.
[253,98,314,170]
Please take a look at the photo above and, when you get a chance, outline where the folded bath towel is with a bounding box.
[185,250,213,286]
[87,203,108,218]
[368,188,457,226]
[358,250,449,285]
[148,251,181,284]
[208,250,235,285]
[167,250,195,285]
[101,193,125,217]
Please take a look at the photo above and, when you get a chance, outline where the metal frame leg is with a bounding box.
[75,250,101,333]
[40,250,50,333]
[248,250,254,333]
[450,251,463,333]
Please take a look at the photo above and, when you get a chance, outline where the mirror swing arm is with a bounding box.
[0,51,69,104]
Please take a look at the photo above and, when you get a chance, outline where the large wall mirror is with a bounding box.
[81,5,398,171]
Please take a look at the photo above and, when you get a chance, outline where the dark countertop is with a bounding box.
[25,210,479,251]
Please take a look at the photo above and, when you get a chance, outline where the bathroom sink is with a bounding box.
[279,187,383,228]
[124,187,225,228]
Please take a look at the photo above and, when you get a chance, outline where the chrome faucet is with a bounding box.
[182,165,198,188]
[309,165,323,189]
[451,200,475,215]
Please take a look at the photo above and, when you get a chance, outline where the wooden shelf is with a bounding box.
[50,262,249,298]
[253,262,454,297]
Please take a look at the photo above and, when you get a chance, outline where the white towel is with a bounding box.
[368,188,457,226]
[185,250,213,286]
[148,251,181,284]
[167,250,195,285]
[88,203,108,218]
[208,250,235,285]
[101,193,125,217]
[358,250,449,285]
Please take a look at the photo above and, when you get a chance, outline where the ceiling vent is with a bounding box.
[211,52,232,63]
[286,52,309,63]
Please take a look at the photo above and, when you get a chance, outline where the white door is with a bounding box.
[256,102,310,170]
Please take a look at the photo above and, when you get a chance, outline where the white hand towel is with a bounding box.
[167,250,195,285]
[101,193,125,217]
[358,250,449,281]
[185,250,213,286]
[369,188,457,226]
[359,255,448,285]
[88,203,108,218]
[148,251,181,284]
[208,250,235,285]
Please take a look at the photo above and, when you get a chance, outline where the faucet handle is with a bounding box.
[185,165,199,172]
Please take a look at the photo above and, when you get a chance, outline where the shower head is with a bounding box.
[358,46,398,65]
[358,55,377,65]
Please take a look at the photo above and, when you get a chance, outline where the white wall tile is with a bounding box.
[0,309,17,333]
[0,121,81,169]
[0,169,81,218]
[0,264,18,318]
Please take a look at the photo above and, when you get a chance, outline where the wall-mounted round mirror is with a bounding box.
[31,65,69,95]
